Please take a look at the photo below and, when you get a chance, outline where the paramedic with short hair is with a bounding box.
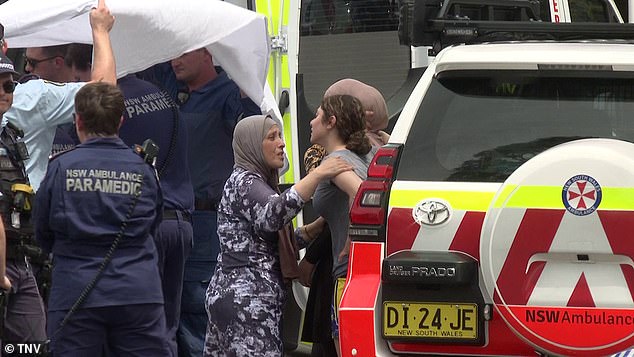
[34,82,169,356]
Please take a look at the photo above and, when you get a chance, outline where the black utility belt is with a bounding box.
[6,245,23,259]
[6,244,39,260]
[163,209,192,223]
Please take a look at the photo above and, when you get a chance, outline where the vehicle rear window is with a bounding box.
[300,0,398,35]
[539,0,611,22]
[569,0,610,22]
[397,70,634,182]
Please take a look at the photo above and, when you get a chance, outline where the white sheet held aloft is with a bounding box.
[0,0,271,108]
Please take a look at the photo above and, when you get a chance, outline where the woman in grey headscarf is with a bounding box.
[203,115,351,357]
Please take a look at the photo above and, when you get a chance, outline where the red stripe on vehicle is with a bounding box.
[495,209,564,305]
[386,207,419,256]
[449,211,484,260]
[598,210,634,303]
[567,274,595,307]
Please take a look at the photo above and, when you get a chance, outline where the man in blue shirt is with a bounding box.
[141,48,260,357]
[1,2,117,191]
[0,0,116,346]
[47,43,100,157]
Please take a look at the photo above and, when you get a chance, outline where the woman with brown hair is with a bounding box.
[298,79,389,356]
[309,94,374,355]
[203,115,352,357]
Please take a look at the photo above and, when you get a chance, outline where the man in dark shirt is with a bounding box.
[140,47,260,357]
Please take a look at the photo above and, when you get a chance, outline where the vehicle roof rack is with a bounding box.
[398,0,634,55]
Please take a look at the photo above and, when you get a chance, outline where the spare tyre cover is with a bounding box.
[481,138,634,356]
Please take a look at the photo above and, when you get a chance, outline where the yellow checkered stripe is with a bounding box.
[389,186,634,211]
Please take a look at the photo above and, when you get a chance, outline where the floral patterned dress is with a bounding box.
[203,167,305,356]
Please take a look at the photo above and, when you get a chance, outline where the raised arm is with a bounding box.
[89,0,116,84]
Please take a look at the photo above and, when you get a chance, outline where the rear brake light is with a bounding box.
[349,144,401,242]
[368,146,399,179]
[361,191,383,207]
[350,180,388,226]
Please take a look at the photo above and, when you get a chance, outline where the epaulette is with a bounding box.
[41,79,67,87]
[48,148,77,163]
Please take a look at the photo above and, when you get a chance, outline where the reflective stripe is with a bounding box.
[390,185,634,211]
[494,186,634,210]
[282,111,294,184]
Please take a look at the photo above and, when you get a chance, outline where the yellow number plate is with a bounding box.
[383,302,478,339]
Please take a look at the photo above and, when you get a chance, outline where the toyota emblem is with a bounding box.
[413,199,451,226]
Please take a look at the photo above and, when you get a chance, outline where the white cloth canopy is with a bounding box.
[0,0,288,173]
[0,0,273,113]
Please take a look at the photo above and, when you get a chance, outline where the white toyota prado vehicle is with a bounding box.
[337,1,634,356]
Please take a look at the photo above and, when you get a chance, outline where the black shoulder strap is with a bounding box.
[1,123,29,179]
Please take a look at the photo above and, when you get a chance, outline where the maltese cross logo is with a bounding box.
[562,175,602,216]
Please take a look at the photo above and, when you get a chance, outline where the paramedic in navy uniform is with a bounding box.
[58,44,196,355]
[117,73,194,357]
[34,82,170,356]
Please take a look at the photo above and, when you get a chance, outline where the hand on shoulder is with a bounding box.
[312,156,352,180]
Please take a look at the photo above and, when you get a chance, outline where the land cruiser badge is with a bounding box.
[562,174,602,216]
[413,199,451,226]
